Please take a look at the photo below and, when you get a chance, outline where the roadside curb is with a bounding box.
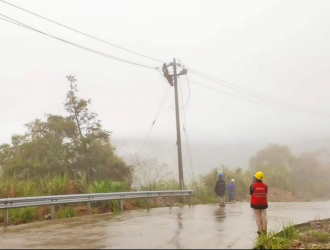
[275,218,330,237]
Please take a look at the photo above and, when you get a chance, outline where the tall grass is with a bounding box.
[56,207,76,219]
[304,230,330,243]
[9,208,39,225]
[254,224,299,250]
[89,180,128,193]
[41,174,70,195]
[139,179,180,191]
[0,175,128,226]
[190,168,218,204]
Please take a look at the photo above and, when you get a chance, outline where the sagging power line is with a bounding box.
[0,14,158,70]
[178,77,195,178]
[187,67,330,117]
[0,0,165,64]
[182,78,330,120]
[1,0,327,118]
[139,85,171,155]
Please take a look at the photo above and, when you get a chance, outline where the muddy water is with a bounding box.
[1,201,330,249]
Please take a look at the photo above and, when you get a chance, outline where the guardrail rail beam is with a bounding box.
[0,190,194,227]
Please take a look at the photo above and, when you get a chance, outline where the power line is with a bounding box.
[182,78,330,120]
[169,76,190,110]
[0,0,165,64]
[2,1,328,116]
[180,60,330,118]
[187,67,330,117]
[180,76,330,118]
[2,0,328,117]
[0,14,158,70]
[178,78,194,176]
[139,85,171,155]
[2,5,328,119]
[189,69,330,117]
[177,75,191,109]
[178,78,195,177]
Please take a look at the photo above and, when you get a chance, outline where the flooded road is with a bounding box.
[1,201,330,249]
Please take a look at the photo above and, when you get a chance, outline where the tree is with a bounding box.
[135,158,172,190]
[0,115,77,178]
[0,76,130,182]
[295,152,329,197]
[249,144,296,173]
[249,144,296,191]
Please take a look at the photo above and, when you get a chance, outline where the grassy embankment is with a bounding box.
[0,166,321,227]
[254,220,330,249]
[0,171,218,226]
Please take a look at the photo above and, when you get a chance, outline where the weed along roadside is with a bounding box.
[254,219,330,249]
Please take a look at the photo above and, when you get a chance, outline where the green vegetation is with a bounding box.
[249,144,330,198]
[56,207,76,219]
[307,230,330,243]
[254,221,330,249]
[90,180,128,193]
[0,76,130,182]
[254,224,300,250]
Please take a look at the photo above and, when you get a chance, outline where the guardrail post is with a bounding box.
[51,205,55,220]
[4,209,9,227]
[169,197,172,209]
[146,197,150,211]
[87,202,92,215]
[119,200,123,212]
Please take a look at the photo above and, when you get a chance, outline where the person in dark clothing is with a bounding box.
[250,172,268,235]
[215,174,226,207]
[162,63,173,86]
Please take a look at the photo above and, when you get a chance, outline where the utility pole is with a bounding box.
[173,58,184,190]
[162,59,188,190]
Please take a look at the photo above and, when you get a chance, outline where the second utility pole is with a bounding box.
[173,58,184,190]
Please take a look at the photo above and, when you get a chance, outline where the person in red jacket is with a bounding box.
[250,171,268,235]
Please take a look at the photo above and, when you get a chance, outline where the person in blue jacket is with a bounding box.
[227,179,235,202]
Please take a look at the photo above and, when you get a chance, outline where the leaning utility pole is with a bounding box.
[173,58,184,190]
[162,58,188,190]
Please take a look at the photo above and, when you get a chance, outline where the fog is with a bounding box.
[114,137,330,178]
[1,0,330,178]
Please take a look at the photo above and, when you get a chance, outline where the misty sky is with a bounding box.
[1,0,330,177]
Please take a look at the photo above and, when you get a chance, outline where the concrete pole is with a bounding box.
[173,58,184,190]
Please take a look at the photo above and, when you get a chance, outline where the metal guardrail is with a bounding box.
[0,190,194,227]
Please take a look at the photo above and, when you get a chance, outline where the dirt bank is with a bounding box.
[268,188,329,202]
[292,219,330,249]
[268,188,301,202]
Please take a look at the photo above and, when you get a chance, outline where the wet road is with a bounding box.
[1,201,330,249]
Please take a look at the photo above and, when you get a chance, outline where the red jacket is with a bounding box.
[250,182,268,209]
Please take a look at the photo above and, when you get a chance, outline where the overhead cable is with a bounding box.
[181,78,330,120]
[0,14,158,70]
[139,83,171,155]
[178,78,195,177]
[0,0,165,64]
[187,67,330,116]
